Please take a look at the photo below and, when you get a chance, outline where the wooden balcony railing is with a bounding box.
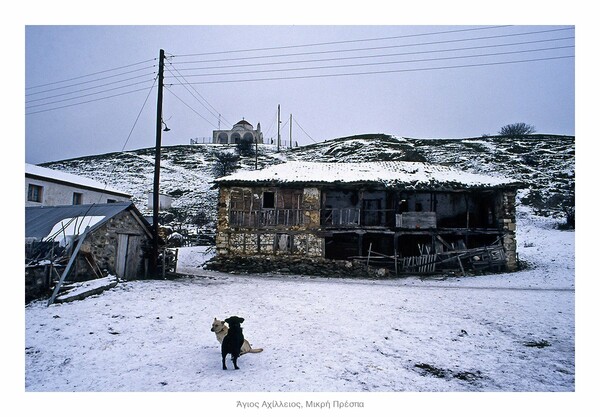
[229,209,304,227]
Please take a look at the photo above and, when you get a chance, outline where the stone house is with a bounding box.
[213,161,523,275]
[25,202,153,300]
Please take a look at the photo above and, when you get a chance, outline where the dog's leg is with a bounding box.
[222,352,228,370]
[232,354,240,370]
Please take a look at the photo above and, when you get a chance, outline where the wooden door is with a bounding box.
[116,234,141,279]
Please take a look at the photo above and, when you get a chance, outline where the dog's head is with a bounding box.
[225,316,245,328]
[211,317,227,333]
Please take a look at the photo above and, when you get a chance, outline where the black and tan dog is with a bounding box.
[211,317,263,355]
[220,316,246,370]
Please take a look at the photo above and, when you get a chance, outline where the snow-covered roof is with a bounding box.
[25,163,131,197]
[216,161,522,190]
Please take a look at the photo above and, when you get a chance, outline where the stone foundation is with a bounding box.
[204,255,378,278]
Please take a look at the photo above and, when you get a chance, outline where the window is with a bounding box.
[27,184,43,203]
[263,191,275,209]
[107,199,117,203]
[73,192,83,205]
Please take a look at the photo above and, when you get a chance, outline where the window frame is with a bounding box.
[72,192,83,205]
[27,184,43,203]
[263,191,275,209]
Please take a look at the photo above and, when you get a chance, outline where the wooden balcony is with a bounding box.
[229,209,304,227]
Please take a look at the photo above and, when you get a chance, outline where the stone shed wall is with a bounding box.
[74,210,151,280]
[216,185,324,257]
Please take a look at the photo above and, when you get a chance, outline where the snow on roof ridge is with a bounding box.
[25,163,130,196]
[217,160,519,188]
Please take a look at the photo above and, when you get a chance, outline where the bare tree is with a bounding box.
[498,123,536,138]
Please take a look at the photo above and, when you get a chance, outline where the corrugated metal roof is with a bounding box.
[25,202,147,240]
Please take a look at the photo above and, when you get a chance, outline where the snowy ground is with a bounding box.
[21,211,591,415]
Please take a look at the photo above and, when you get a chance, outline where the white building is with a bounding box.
[212,119,264,144]
[25,163,131,207]
[147,192,173,211]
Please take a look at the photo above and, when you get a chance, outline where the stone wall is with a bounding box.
[25,264,55,302]
[205,255,373,277]
[216,186,324,257]
[75,209,151,280]
[499,190,518,271]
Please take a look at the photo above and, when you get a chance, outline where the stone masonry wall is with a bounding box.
[499,190,518,271]
[75,210,151,280]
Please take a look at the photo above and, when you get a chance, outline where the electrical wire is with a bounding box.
[26,58,157,90]
[163,85,220,128]
[164,61,228,126]
[120,75,159,151]
[171,25,514,57]
[25,85,157,115]
[24,26,574,117]
[40,74,159,243]
[172,45,574,79]
[171,27,574,65]
[174,36,574,72]
[293,118,318,143]
[25,79,157,109]
[167,55,574,86]
[25,74,157,104]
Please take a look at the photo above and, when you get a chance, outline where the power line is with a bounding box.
[25,79,157,109]
[25,73,156,104]
[26,66,156,97]
[171,45,574,79]
[171,27,574,65]
[26,58,157,90]
[167,55,574,86]
[171,25,514,57]
[174,36,574,72]
[25,85,157,115]
[164,60,231,126]
[163,85,219,128]
[120,76,159,151]
[293,118,318,143]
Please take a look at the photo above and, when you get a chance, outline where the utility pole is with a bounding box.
[289,114,293,149]
[151,49,165,276]
[277,104,281,152]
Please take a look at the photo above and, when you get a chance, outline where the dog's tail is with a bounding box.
[248,347,263,353]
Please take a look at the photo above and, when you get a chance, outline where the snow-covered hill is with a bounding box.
[41,134,574,228]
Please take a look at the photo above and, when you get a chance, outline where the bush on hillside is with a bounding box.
[498,123,536,138]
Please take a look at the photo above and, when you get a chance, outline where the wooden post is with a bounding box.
[47,227,89,306]
[151,49,166,276]
[277,104,281,151]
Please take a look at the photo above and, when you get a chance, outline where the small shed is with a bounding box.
[25,202,153,300]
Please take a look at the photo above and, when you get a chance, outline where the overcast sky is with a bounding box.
[24,19,576,164]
